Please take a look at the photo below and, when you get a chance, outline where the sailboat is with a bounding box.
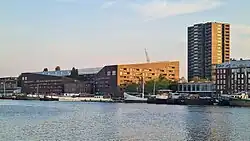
[123,74,147,103]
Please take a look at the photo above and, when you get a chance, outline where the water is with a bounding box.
[1,101,250,141]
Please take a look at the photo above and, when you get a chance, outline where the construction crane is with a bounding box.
[144,48,150,63]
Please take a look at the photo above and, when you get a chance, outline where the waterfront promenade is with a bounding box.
[1,100,250,141]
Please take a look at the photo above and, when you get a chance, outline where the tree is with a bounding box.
[124,83,139,92]
[55,66,60,71]
[191,76,200,82]
[124,75,177,94]
[43,68,48,72]
[179,77,187,83]
[158,74,165,81]
[191,76,209,82]
[70,67,79,78]
[169,81,178,92]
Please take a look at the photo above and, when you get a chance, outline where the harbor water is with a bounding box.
[1,100,250,141]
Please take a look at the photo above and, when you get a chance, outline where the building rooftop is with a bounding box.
[78,67,103,75]
[118,61,179,66]
[178,81,214,85]
[216,60,250,69]
[33,67,103,77]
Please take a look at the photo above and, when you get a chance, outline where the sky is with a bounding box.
[0,0,250,78]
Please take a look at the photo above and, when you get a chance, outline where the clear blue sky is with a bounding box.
[0,0,250,77]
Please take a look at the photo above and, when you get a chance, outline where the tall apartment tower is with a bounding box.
[187,22,230,81]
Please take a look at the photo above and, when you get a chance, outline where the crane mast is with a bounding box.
[144,48,150,63]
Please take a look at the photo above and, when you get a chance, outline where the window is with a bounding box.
[120,72,123,76]
[112,71,116,76]
[107,71,111,76]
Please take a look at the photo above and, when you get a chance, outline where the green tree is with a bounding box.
[191,76,209,82]
[144,75,173,94]
[124,83,139,92]
[55,66,61,71]
[158,74,165,81]
[169,81,178,92]
[43,68,48,72]
[124,75,178,94]
[70,67,79,78]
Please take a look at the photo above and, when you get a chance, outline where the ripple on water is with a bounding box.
[1,101,250,141]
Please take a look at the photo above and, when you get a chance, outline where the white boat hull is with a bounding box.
[123,92,147,103]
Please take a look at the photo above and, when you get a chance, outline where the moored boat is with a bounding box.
[147,89,177,104]
[176,94,214,105]
[123,92,147,103]
[228,92,250,107]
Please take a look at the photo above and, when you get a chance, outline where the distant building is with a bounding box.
[188,22,230,82]
[177,82,215,97]
[20,68,101,95]
[216,59,250,94]
[19,61,179,97]
[0,77,20,95]
[95,61,179,97]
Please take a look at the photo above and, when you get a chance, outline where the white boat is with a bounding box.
[123,92,147,103]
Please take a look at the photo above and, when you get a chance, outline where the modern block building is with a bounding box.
[216,59,250,94]
[95,61,179,97]
[188,22,230,81]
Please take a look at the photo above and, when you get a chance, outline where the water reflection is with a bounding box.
[185,106,214,141]
[1,101,250,141]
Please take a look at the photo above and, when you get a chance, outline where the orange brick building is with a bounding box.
[95,61,180,97]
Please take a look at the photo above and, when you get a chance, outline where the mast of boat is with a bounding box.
[142,73,145,98]
[153,79,156,95]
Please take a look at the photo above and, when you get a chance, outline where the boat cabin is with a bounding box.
[155,89,173,99]
[231,93,249,99]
